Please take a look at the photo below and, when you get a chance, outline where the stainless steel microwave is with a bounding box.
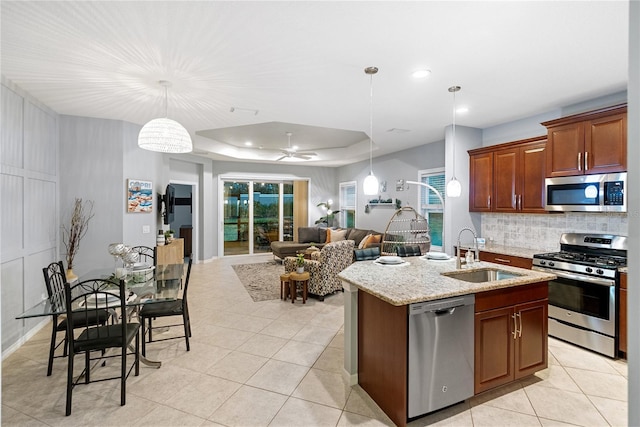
[545,172,626,212]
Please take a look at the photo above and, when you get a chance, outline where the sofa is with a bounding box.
[284,240,355,300]
[271,226,382,260]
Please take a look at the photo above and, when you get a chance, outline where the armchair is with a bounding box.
[284,240,355,300]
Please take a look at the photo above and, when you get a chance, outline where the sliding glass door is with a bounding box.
[223,181,250,256]
[223,179,296,256]
[253,182,280,254]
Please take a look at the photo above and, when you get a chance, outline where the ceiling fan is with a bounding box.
[277,132,317,161]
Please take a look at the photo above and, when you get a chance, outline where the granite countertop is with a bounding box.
[338,257,556,306]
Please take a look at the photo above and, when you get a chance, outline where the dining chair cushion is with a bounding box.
[56,310,110,331]
[73,323,140,353]
[139,300,183,317]
[396,245,422,257]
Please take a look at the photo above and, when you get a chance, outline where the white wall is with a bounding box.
[447,125,483,255]
[59,116,164,276]
[337,141,446,234]
[2,78,59,352]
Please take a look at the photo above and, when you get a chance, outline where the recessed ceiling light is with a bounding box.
[412,69,432,79]
[245,141,253,146]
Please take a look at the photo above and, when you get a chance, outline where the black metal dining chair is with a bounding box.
[63,278,140,416]
[42,261,110,376]
[140,255,193,356]
[130,245,156,266]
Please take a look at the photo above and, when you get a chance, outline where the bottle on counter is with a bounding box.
[465,250,474,266]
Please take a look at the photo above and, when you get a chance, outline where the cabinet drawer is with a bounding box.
[479,252,532,269]
[475,282,548,312]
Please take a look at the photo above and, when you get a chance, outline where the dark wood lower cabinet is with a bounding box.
[474,282,548,394]
[619,272,627,357]
[357,281,549,425]
[358,290,408,427]
[478,251,532,269]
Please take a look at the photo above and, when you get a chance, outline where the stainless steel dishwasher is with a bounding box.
[408,294,475,418]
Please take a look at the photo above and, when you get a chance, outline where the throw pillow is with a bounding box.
[347,228,369,246]
[298,227,318,243]
[358,234,373,249]
[327,228,348,242]
[363,234,382,248]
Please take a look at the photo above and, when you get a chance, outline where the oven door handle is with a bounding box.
[533,266,615,287]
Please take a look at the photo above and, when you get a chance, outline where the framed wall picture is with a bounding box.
[127,179,153,213]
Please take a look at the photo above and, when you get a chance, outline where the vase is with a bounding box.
[296,267,304,274]
[66,268,78,282]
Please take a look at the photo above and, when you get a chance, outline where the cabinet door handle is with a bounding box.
[495,258,511,263]
[518,195,522,211]
[512,313,518,339]
[584,151,589,171]
[516,312,522,337]
[577,152,582,171]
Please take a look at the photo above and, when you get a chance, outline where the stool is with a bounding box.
[280,273,291,300]
[288,271,309,304]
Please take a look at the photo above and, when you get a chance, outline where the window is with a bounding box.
[418,169,445,251]
[339,181,357,228]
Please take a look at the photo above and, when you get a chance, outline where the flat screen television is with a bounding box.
[163,184,175,225]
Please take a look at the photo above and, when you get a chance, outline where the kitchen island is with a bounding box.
[338,257,556,427]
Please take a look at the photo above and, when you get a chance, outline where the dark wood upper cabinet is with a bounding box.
[542,104,627,177]
[469,136,546,213]
[469,151,494,212]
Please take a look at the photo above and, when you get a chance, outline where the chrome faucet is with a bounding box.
[456,227,479,269]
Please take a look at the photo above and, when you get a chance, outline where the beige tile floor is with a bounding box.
[2,254,629,426]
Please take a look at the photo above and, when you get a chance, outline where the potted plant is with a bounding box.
[164,229,175,243]
[62,198,95,281]
[315,201,341,227]
[296,253,305,274]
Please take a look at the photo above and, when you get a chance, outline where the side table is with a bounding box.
[288,271,309,304]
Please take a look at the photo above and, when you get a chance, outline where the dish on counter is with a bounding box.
[376,256,404,265]
[132,262,152,271]
[374,258,408,266]
[424,252,452,261]
[82,293,120,306]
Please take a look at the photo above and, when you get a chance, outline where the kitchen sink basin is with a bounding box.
[442,268,523,283]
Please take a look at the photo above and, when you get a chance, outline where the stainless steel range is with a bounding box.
[532,233,627,358]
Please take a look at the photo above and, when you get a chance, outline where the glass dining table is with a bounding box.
[16,262,185,368]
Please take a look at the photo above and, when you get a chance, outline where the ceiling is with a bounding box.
[0,1,629,167]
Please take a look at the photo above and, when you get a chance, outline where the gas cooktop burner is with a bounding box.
[534,251,626,269]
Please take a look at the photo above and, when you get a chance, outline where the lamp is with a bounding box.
[446,85,462,198]
[363,66,379,195]
[138,80,192,154]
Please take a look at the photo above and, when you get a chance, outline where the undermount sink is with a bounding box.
[442,268,523,283]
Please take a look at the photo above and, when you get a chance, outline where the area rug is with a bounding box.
[232,260,286,302]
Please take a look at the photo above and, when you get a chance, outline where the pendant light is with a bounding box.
[138,80,193,153]
[363,66,379,195]
[446,85,462,198]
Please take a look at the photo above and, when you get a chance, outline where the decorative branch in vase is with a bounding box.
[62,198,95,281]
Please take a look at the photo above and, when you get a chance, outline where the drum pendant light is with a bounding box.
[446,85,462,198]
[138,80,192,153]
[363,66,379,195]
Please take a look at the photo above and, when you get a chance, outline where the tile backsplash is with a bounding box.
[480,212,628,252]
